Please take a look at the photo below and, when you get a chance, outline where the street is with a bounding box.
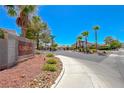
[44,49,124,87]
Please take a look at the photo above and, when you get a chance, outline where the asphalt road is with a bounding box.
[42,49,124,87]
[53,50,107,62]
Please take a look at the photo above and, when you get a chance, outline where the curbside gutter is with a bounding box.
[51,58,65,88]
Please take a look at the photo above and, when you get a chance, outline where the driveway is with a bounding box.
[52,49,124,88]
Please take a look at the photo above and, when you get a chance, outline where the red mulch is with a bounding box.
[0,55,45,88]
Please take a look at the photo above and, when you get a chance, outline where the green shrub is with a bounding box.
[77,48,83,52]
[89,45,96,49]
[43,64,57,72]
[50,43,58,51]
[46,53,54,57]
[46,58,57,64]
[88,50,94,54]
[99,45,111,50]
[91,49,97,53]
[0,29,4,39]
[110,40,122,49]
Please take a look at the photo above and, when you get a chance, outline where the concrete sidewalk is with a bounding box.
[56,55,124,88]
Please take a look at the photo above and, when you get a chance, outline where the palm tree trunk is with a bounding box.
[52,39,54,46]
[95,30,98,52]
[45,43,47,50]
[37,39,39,50]
[76,42,77,50]
[36,34,39,50]
[22,27,26,37]
[79,40,81,52]
[86,37,88,53]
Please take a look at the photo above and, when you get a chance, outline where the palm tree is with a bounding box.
[50,35,56,51]
[27,16,47,49]
[82,31,89,53]
[40,32,51,48]
[50,35,55,46]
[93,25,100,52]
[5,5,37,37]
[77,36,82,51]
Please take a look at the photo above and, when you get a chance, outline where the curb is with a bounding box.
[51,66,65,88]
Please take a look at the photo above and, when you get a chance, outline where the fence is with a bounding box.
[0,29,34,70]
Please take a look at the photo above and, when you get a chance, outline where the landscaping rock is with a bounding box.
[0,55,45,88]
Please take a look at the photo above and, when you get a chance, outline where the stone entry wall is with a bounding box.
[0,29,34,70]
[0,38,8,70]
[17,37,34,62]
[7,31,18,67]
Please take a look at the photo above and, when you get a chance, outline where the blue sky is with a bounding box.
[0,5,124,45]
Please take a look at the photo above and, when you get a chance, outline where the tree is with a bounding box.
[27,16,42,49]
[103,36,122,50]
[5,5,37,37]
[82,31,89,52]
[51,43,58,51]
[104,36,114,45]
[50,35,56,46]
[93,25,100,52]
[40,32,51,48]
[26,16,48,49]
[110,40,121,49]
[77,35,82,50]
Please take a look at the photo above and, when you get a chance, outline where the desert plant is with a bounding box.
[0,29,4,39]
[99,45,111,50]
[43,64,57,72]
[46,58,57,64]
[89,45,96,49]
[90,49,97,53]
[46,53,54,57]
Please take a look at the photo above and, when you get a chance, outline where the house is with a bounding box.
[73,41,93,48]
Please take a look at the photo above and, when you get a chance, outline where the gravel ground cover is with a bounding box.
[0,54,62,88]
[25,57,63,88]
